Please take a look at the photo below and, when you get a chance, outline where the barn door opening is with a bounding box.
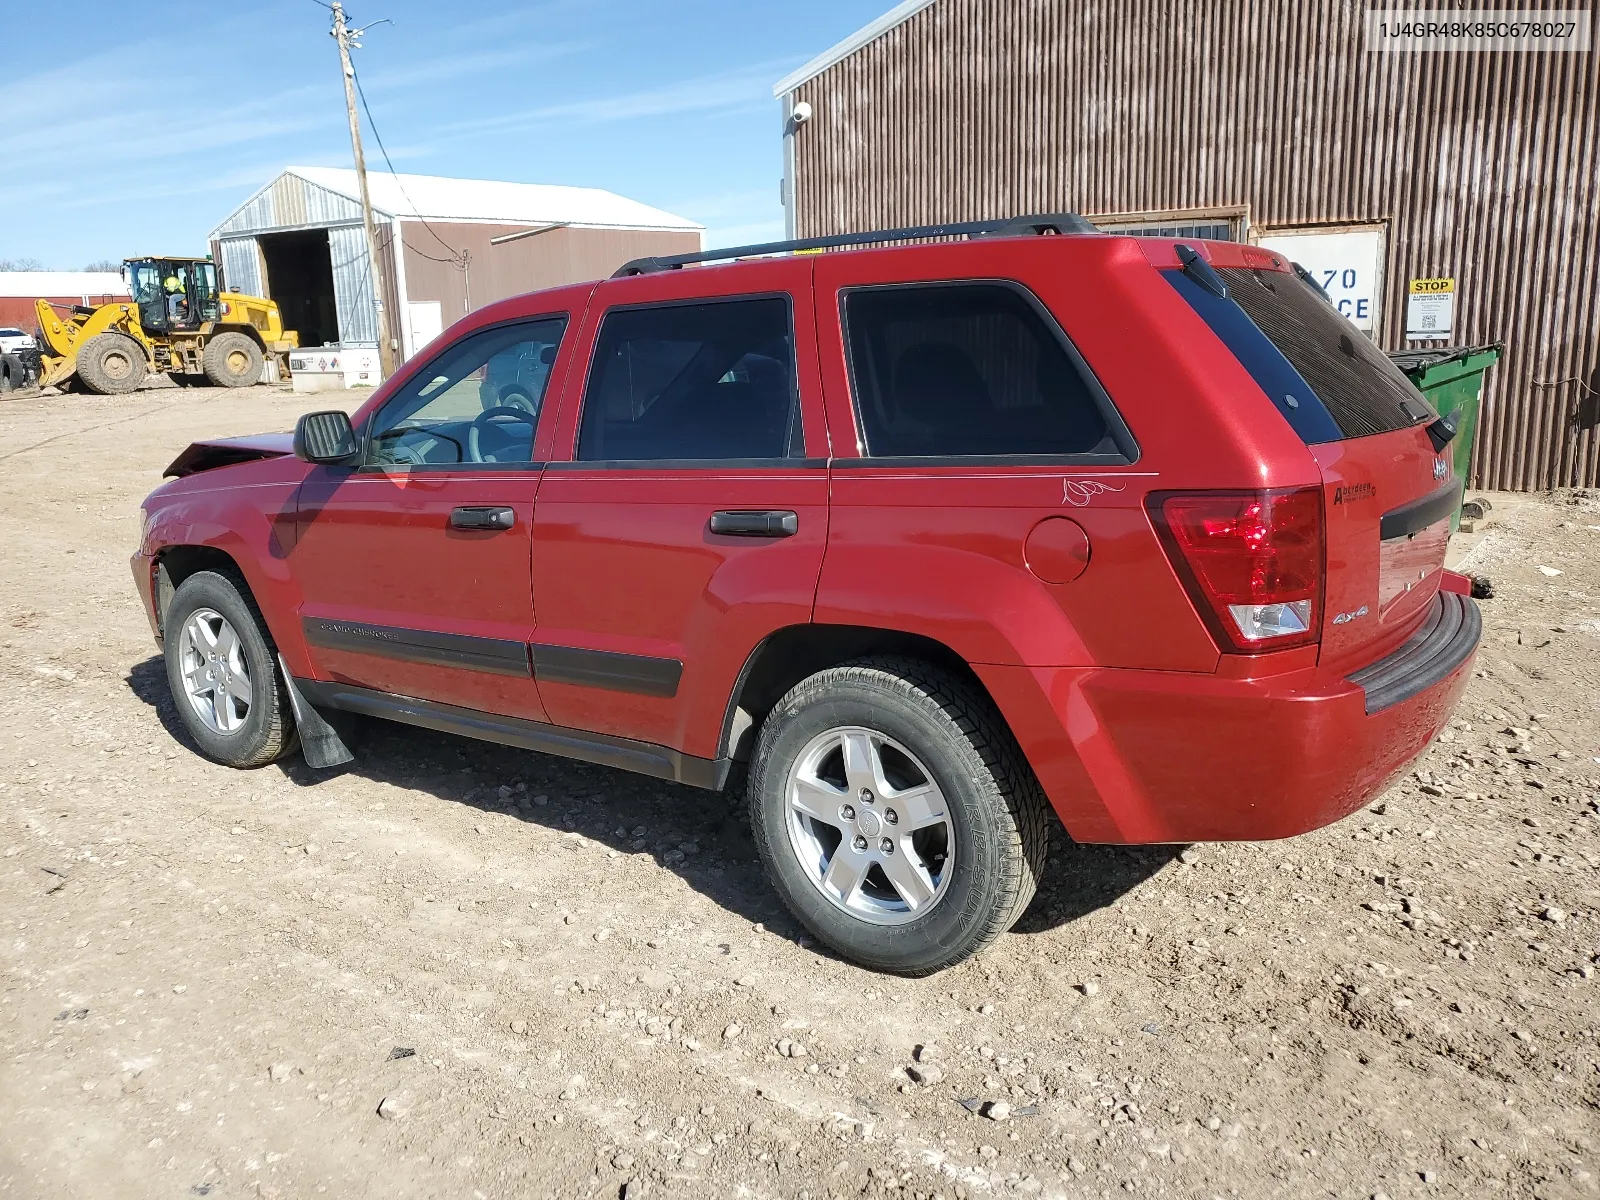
[259,229,339,349]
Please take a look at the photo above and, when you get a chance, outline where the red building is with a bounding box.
[0,272,129,331]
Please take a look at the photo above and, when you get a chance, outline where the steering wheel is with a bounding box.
[469,405,538,462]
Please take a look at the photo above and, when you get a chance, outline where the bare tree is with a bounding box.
[82,259,121,273]
[0,257,46,271]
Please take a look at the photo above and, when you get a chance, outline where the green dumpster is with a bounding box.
[1387,344,1502,532]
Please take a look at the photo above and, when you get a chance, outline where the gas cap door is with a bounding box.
[1024,516,1091,584]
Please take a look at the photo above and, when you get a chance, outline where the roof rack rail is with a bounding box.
[611,211,1098,278]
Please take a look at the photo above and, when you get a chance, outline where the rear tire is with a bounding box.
[202,331,262,388]
[0,353,20,392]
[163,570,296,768]
[75,333,147,394]
[747,657,1049,975]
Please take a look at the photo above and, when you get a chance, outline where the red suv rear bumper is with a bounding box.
[984,591,1480,844]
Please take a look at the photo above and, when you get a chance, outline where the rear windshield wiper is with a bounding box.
[1174,244,1228,299]
[1292,262,1335,304]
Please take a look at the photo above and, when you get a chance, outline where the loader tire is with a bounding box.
[75,333,148,395]
[203,332,262,388]
[0,353,21,393]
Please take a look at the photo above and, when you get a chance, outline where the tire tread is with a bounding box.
[749,655,1049,975]
[165,568,296,767]
[202,331,262,388]
[75,332,147,395]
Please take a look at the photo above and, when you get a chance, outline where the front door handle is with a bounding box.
[450,506,515,531]
[709,510,799,537]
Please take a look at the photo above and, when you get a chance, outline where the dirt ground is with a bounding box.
[0,381,1596,1200]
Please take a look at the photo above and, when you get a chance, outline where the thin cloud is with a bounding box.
[700,219,787,249]
[361,40,587,93]
[441,0,604,43]
[46,162,301,215]
[437,60,787,139]
[664,188,782,223]
[9,84,330,173]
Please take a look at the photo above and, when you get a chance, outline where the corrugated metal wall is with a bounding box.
[786,0,1600,489]
[328,225,379,345]
[217,237,263,298]
[214,173,367,237]
[399,223,704,323]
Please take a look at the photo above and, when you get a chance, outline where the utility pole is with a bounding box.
[330,0,396,379]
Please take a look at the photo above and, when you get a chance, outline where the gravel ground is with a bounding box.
[0,383,1597,1200]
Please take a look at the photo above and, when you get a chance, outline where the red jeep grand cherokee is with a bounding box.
[133,215,1480,974]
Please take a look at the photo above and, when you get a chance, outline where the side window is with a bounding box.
[366,317,566,468]
[842,283,1115,458]
[577,297,800,462]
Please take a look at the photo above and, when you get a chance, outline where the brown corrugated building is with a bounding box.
[774,0,1600,490]
[209,167,702,362]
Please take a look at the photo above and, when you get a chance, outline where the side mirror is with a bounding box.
[293,410,359,464]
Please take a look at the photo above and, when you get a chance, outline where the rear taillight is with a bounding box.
[1149,487,1324,653]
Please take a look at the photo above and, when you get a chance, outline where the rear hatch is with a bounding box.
[1166,253,1454,671]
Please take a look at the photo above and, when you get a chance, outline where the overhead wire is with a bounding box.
[351,62,468,266]
[323,4,475,333]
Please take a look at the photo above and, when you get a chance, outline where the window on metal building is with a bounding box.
[1092,213,1244,242]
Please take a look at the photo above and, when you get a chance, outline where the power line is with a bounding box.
[351,64,465,263]
[329,0,396,376]
[338,9,479,313]
[402,241,463,264]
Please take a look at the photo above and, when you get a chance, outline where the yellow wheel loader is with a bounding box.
[36,256,298,394]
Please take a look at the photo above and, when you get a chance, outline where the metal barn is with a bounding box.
[209,167,703,361]
[774,0,1600,490]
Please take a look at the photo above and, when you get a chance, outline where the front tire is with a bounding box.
[163,570,295,767]
[202,331,263,387]
[748,657,1049,974]
[75,332,147,394]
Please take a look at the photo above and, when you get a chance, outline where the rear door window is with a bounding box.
[841,282,1127,459]
[577,297,800,462]
[1170,263,1435,442]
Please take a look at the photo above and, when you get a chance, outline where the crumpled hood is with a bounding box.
[163,432,295,479]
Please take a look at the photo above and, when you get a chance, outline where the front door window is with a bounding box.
[366,318,568,468]
[127,261,166,332]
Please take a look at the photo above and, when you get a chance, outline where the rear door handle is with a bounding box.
[450,506,515,531]
[709,510,798,538]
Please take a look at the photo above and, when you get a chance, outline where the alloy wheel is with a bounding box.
[784,725,955,925]
[177,608,253,734]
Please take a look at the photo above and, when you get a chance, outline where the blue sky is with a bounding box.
[1,0,891,269]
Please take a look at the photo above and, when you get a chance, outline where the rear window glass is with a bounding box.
[841,283,1122,459]
[1215,267,1434,440]
[1164,268,1344,444]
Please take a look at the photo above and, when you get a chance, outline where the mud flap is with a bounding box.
[277,654,355,768]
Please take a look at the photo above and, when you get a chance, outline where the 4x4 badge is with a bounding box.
[1332,605,1370,626]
